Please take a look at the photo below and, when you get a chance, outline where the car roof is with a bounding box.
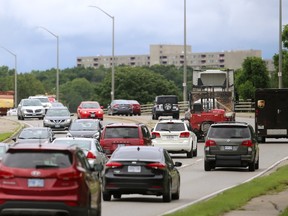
[105,122,143,127]
[211,121,249,127]
[81,101,99,103]
[114,146,163,152]
[21,127,51,131]
[157,118,186,123]
[73,119,100,122]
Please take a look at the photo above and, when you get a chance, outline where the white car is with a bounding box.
[29,95,52,112]
[17,98,45,120]
[6,108,17,116]
[151,119,198,158]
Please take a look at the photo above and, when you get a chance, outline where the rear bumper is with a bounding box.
[205,154,254,167]
[0,201,99,216]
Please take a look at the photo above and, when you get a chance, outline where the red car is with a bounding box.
[0,142,102,216]
[77,101,104,120]
[128,100,141,115]
[100,123,152,156]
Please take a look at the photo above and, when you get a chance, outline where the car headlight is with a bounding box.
[43,119,50,123]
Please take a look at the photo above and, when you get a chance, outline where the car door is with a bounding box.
[164,150,180,192]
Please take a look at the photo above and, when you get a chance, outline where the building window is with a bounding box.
[219,53,225,57]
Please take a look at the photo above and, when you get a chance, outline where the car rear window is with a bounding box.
[155,122,185,131]
[112,149,161,161]
[104,127,139,138]
[2,151,72,168]
[70,122,99,130]
[157,97,178,104]
[53,140,92,150]
[208,126,250,139]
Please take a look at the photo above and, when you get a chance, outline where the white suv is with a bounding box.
[151,119,198,158]
[29,95,52,111]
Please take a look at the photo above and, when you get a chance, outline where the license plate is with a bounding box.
[90,113,95,117]
[55,124,60,128]
[28,179,44,187]
[166,135,176,139]
[224,146,233,150]
[128,166,141,172]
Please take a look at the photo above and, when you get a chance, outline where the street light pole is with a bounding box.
[183,0,187,103]
[89,5,115,101]
[278,0,283,88]
[1,46,17,107]
[37,26,60,101]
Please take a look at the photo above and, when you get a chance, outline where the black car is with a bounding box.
[152,95,179,120]
[66,119,103,140]
[43,107,73,130]
[12,127,55,144]
[107,99,132,116]
[204,122,259,171]
[102,146,182,202]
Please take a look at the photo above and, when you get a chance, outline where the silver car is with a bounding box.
[51,137,108,170]
[17,98,45,120]
[43,107,73,131]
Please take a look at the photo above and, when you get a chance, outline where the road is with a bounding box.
[7,114,288,216]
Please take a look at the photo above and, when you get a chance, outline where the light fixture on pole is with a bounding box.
[183,0,187,103]
[37,26,60,101]
[89,5,115,101]
[1,46,17,107]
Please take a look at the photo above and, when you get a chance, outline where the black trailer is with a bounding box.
[255,88,288,143]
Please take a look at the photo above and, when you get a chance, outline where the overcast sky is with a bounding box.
[0,0,287,73]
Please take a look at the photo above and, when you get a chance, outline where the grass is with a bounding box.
[165,165,288,216]
[0,132,14,142]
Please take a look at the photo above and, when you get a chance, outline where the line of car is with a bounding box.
[1,98,260,215]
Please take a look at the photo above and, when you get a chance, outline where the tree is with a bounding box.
[235,57,270,100]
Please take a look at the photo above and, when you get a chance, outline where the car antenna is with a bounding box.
[137,147,140,151]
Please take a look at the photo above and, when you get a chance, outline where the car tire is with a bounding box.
[187,148,193,158]
[17,115,21,120]
[163,181,172,202]
[248,160,256,171]
[102,192,111,201]
[193,147,198,157]
[204,160,212,171]
[172,180,180,200]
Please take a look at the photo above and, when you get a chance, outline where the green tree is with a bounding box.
[235,57,270,100]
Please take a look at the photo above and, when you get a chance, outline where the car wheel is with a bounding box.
[163,103,172,111]
[255,157,259,170]
[193,147,198,157]
[248,160,256,171]
[17,115,21,120]
[172,179,180,200]
[187,149,193,158]
[204,160,212,171]
[102,192,111,201]
[163,181,172,202]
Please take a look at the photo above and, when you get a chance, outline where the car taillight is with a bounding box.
[87,151,96,159]
[152,132,161,138]
[64,201,78,207]
[180,132,190,138]
[205,140,217,147]
[139,139,144,145]
[58,171,82,180]
[105,162,123,168]
[242,140,253,147]
[146,162,166,170]
[0,170,14,179]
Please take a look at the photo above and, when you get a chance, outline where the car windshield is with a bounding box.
[34,97,49,103]
[22,99,42,106]
[208,126,250,139]
[70,122,99,131]
[53,140,92,150]
[155,123,185,131]
[2,151,72,168]
[104,127,139,138]
[82,102,100,108]
[46,109,70,116]
[19,129,49,139]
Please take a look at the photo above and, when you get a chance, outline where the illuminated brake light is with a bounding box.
[86,151,96,159]
[242,140,253,147]
[205,140,216,147]
[0,170,14,179]
[58,171,82,180]
[105,162,123,168]
[180,132,190,138]
[146,162,166,169]
[152,132,161,138]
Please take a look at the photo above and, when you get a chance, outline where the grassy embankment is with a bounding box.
[165,165,288,216]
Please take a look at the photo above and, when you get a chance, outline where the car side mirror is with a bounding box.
[174,162,182,167]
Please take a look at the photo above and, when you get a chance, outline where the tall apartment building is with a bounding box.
[77,44,274,71]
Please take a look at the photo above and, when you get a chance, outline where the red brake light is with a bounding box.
[0,170,14,179]
[205,140,217,147]
[242,140,253,147]
[146,162,166,169]
[180,132,190,138]
[86,151,96,159]
[152,132,161,138]
[58,171,82,180]
[105,162,123,168]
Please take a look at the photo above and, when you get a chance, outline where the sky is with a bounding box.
[0,0,287,73]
